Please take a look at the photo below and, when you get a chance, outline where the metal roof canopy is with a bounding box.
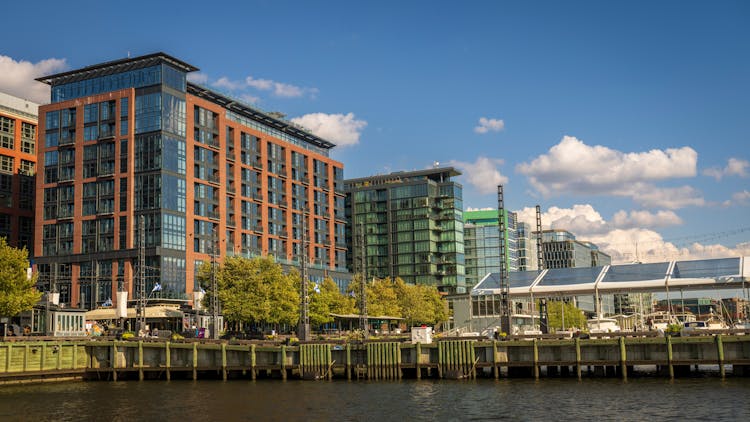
[472,256,749,297]
[36,52,199,86]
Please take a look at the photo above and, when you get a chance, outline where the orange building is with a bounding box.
[35,53,349,310]
[0,91,37,254]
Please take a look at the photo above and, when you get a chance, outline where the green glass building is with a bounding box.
[344,167,466,293]
[463,209,518,288]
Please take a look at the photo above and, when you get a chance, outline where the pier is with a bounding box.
[2,334,750,383]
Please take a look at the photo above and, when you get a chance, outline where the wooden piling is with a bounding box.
[251,344,256,380]
[166,342,171,381]
[416,342,422,380]
[346,343,351,381]
[138,341,144,381]
[716,334,725,379]
[575,338,582,380]
[532,339,539,380]
[493,341,499,379]
[619,336,627,381]
[666,335,674,379]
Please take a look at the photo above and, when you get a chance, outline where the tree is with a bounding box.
[546,300,587,331]
[267,266,299,328]
[394,278,448,327]
[0,238,41,317]
[365,277,401,317]
[196,255,300,330]
[309,277,354,327]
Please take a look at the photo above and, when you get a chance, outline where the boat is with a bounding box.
[587,316,621,334]
[510,314,542,336]
[645,311,679,331]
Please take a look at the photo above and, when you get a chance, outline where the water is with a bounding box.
[1,378,750,421]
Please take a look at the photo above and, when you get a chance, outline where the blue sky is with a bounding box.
[1,0,749,266]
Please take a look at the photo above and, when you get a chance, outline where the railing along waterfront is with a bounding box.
[2,332,750,383]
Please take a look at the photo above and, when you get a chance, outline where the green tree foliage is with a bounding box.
[0,239,41,317]
[197,256,299,327]
[545,300,587,330]
[347,276,449,327]
[366,277,401,317]
[309,277,355,327]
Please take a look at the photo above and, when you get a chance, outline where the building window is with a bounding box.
[0,116,14,150]
[21,122,35,154]
[20,160,35,176]
[0,155,14,173]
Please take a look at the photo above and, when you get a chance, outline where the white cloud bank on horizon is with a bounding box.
[516,136,703,209]
[448,156,509,194]
[703,157,750,181]
[0,55,67,104]
[474,117,505,134]
[514,204,749,264]
[291,113,367,147]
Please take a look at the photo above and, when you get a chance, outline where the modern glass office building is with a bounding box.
[463,209,518,288]
[0,91,37,253]
[344,167,466,293]
[35,53,348,310]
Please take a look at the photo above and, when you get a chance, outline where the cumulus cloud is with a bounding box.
[610,210,683,229]
[212,76,245,91]
[245,75,317,98]
[516,135,701,209]
[634,185,705,209]
[466,207,495,211]
[703,158,750,181]
[513,204,746,263]
[0,55,67,104]
[474,117,505,134]
[731,190,750,206]
[448,156,508,194]
[290,112,367,147]
[186,72,209,84]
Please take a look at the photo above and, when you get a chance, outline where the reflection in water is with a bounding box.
[1,379,749,421]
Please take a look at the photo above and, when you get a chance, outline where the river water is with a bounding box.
[1,378,749,421]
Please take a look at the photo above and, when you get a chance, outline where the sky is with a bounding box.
[1,0,749,271]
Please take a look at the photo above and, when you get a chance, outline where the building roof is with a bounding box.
[187,83,336,150]
[0,91,38,120]
[344,167,461,187]
[36,52,199,86]
[472,256,750,297]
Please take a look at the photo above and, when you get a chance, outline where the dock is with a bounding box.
[2,334,750,383]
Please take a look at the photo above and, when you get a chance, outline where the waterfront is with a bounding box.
[1,378,749,421]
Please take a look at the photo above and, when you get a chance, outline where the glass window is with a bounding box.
[84,104,99,124]
[46,111,60,130]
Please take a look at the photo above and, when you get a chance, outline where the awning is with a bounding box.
[86,306,184,320]
[330,313,404,321]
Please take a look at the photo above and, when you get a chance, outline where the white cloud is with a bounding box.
[448,156,508,194]
[186,72,209,84]
[239,94,261,105]
[474,117,505,134]
[513,204,746,263]
[516,135,701,208]
[610,210,683,229]
[703,157,750,181]
[245,76,274,91]
[0,55,67,104]
[731,190,750,205]
[466,207,495,212]
[212,76,245,91]
[290,112,367,147]
[245,75,316,98]
[634,184,705,209]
